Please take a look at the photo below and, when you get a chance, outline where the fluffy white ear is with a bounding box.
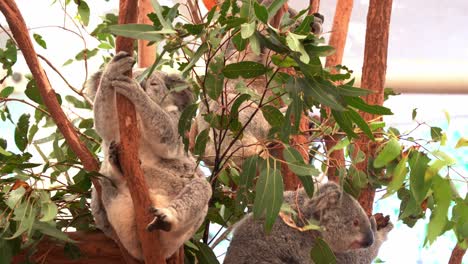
[307,182,342,218]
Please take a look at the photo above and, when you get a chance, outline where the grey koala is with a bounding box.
[223,182,393,264]
[88,52,212,260]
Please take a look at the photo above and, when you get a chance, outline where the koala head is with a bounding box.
[304,182,374,253]
[138,71,194,114]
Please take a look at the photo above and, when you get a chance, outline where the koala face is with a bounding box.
[306,183,374,253]
[138,71,193,114]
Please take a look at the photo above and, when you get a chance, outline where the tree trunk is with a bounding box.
[324,0,354,183]
[449,243,467,264]
[0,1,139,263]
[115,0,166,263]
[356,0,392,216]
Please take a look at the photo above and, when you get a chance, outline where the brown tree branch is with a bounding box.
[116,0,165,263]
[449,243,467,264]
[308,0,320,14]
[0,1,139,263]
[356,0,392,216]
[137,0,156,67]
[323,0,354,183]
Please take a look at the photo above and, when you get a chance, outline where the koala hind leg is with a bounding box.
[147,177,211,233]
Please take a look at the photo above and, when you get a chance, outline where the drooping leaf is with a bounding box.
[310,237,337,264]
[409,151,431,204]
[346,108,374,140]
[261,105,285,127]
[430,127,443,142]
[236,156,258,213]
[223,61,268,79]
[254,1,269,23]
[426,175,451,244]
[194,240,220,264]
[282,146,317,197]
[331,110,357,138]
[253,165,283,232]
[76,0,90,26]
[267,0,287,18]
[0,86,14,98]
[373,138,401,168]
[33,33,47,49]
[205,55,224,100]
[345,96,393,115]
[383,156,409,198]
[241,21,256,39]
[298,78,345,111]
[181,43,209,77]
[14,114,30,152]
[194,129,210,157]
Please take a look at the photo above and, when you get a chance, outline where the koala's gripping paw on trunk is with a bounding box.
[147,207,177,232]
[107,52,136,76]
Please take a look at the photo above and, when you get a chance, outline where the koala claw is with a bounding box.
[147,207,173,232]
[107,52,135,75]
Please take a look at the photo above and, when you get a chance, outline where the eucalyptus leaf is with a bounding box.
[373,138,401,168]
[253,166,283,232]
[223,61,268,79]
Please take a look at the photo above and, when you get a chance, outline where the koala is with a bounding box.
[88,52,212,260]
[223,182,393,264]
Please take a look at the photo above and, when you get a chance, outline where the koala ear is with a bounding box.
[84,70,103,101]
[307,182,342,219]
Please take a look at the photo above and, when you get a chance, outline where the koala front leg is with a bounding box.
[93,52,135,142]
[146,177,212,233]
[111,76,180,156]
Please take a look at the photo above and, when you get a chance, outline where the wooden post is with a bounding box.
[308,0,320,14]
[324,0,354,183]
[356,0,392,216]
[116,0,165,263]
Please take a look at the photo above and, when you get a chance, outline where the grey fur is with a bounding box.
[224,183,392,264]
[89,52,212,260]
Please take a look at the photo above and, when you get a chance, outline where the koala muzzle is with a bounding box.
[361,230,374,248]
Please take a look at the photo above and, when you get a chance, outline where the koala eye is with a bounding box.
[353,219,360,227]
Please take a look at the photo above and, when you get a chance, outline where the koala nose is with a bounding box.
[362,230,374,248]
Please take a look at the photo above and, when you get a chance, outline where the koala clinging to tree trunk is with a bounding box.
[88,52,212,260]
[223,182,393,264]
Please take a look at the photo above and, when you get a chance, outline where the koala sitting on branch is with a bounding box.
[88,52,212,260]
[223,182,393,264]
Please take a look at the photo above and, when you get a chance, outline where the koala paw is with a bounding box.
[111,76,142,100]
[146,207,176,232]
[106,52,135,76]
[108,141,122,174]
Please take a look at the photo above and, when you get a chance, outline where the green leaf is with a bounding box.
[409,151,431,204]
[430,127,443,142]
[286,33,309,63]
[331,110,357,138]
[194,241,220,264]
[178,103,198,136]
[108,24,175,41]
[194,129,210,157]
[455,137,468,148]
[232,33,248,51]
[39,202,58,222]
[223,61,268,79]
[75,48,99,61]
[149,0,173,30]
[310,237,337,264]
[0,86,14,98]
[337,85,372,97]
[236,156,258,213]
[346,108,374,140]
[0,145,11,156]
[349,167,369,189]
[298,78,345,111]
[241,21,256,39]
[14,114,30,152]
[267,0,287,18]
[426,175,451,244]
[6,187,26,209]
[253,165,283,232]
[261,105,285,127]
[383,156,409,198]
[254,1,269,23]
[63,59,73,66]
[205,55,224,100]
[65,95,89,109]
[181,43,208,77]
[282,146,317,197]
[33,222,73,242]
[271,55,297,68]
[412,108,418,120]
[33,33,47,49]
[345,96,393,115]
[373,138,401,168]
[249,34,261,55]
[183,23,205,35]
[76,0,90,26]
